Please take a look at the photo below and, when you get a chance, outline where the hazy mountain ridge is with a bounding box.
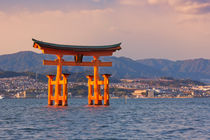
[137,58,210,80]
[0,51,210,80]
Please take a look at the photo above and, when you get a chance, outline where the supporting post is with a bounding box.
[102,74,111,106]
[86,75,94,105]
[62,74,70,106]
[93,56,102,105]
[47,75,55,105]
[55,54,63,106]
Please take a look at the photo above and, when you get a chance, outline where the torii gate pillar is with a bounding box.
[93,56,102,105]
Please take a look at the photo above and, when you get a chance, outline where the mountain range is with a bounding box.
[0,51,210,82]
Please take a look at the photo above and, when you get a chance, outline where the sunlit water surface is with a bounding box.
[0,98,209,139]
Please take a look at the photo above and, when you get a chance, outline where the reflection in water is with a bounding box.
[0,98,209,139]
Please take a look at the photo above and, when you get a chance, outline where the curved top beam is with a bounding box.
[32,38,121,52]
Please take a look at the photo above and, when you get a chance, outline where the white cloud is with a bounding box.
[175,2,210,14]
[147,0,210,14]
[147,0,166,5]
[119,0,145,6]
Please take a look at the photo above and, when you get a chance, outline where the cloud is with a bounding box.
[176,2,210,14]
[118,0,145,6]
[80,8,113,15]
[0,8,120,55]
[92,0,101,2]
[147,0,167,5]
[0,0,210,60]
[0,0,114,13]
[147,0,210,15]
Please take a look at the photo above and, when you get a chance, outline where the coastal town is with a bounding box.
[0,76,210,99]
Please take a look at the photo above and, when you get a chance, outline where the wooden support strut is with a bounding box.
[47,73,69,106]
[86,75,94,105]
[102,74,111,106]
[86,73,111,106]
[47,75,55,105]
[62,74,70,106]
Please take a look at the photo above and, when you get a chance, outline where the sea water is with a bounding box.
[0,98,209,139]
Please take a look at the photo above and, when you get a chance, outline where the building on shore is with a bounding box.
[132,89,147,98]
[14,91,26,98]
[132,89,156,98]
[147,90,155,98]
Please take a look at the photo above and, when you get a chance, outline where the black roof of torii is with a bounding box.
[32,39,121,52]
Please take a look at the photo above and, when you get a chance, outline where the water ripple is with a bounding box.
[0,98,209,139]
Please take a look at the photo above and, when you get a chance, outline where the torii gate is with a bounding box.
[32,39,121,106]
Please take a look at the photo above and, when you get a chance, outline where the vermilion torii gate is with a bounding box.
[32,39,121,106]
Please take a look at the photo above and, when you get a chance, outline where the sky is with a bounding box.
[0,0,210,60]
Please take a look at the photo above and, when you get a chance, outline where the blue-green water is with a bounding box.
[0,98,209,139]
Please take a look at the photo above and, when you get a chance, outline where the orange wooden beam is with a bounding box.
[41,48,113,56]
[43,60,112,67]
